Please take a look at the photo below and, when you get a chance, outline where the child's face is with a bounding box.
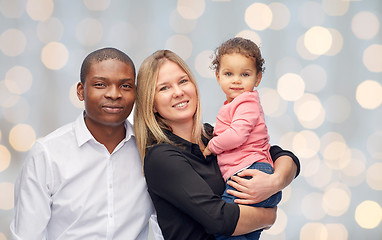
[216,53,262,103]
[77,59,136,129]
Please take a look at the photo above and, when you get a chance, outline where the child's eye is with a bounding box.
[242,73,250,77]
[225,72,232,76]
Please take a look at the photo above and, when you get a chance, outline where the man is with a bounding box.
[10,47,163,239]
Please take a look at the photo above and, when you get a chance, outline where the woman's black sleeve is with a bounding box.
[269,145,300,178]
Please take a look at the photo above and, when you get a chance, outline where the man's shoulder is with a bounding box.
[38,121,75,146]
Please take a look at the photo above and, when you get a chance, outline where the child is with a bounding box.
[204,37,282,240]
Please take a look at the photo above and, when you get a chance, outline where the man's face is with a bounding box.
[77,59,136,130]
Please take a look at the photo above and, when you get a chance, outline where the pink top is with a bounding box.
[207,90,272,181]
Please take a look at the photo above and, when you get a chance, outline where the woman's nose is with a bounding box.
[172,85,184,97]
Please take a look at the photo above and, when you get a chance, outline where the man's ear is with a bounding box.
[255,72,262,87]
[77,82,85,101]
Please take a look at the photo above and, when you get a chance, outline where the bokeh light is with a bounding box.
[355,201,382,229]
[177,0,205,20]
[165,34,193,60]
[304,26,332,55]
[236,30,262,47]
[9,124,36,152]
[0,29,27,57]
[322,183,351,216]
[0,145,11,173]
[0,182,14,210]
[352,11,379,40]
[325,28,343,56]
[292,130,320,159]
[245,3,272,31]
[366,163,382,191]
[5,66,33,95]
[0,0,25,18]
[83,0,111,11]
[41,41,69,70]
[26,0,54,21]
[259,88,287,118]
[277,73,305,101]
[268,2,290,30]
[294,93,325,129]
[76,18,103,46]
[300,222,328,240]
[363,44,382,72]
[194,50,215,78]
[322,0,349,16]
[356,80,382,109]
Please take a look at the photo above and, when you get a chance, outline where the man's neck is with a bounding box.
[85,118,126,154]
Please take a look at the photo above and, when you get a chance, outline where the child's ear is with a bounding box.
[215,71,220,82]
[255,72,262,87]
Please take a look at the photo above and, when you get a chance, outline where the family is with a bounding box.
[11,37,300,240]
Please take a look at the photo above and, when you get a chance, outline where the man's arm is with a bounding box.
[10,143,52,239]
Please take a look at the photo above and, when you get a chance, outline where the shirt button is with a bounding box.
[109,184,112,189]
[109,213,113,218]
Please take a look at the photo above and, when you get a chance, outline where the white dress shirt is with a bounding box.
[11,113,163,240]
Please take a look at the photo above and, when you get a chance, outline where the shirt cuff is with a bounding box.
[270,145,300,178]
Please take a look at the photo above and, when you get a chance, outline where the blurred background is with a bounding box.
[0,0,381,239]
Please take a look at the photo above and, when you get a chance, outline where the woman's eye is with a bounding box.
[180,79,188,84]
[159,86,168,91]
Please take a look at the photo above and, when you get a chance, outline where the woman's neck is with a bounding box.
[170,120,194,143]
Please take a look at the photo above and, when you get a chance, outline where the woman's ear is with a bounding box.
[77,82,85,101]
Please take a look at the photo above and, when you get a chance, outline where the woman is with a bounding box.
[134,50,300,239]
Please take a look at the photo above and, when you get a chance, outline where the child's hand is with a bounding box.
[203,146,212,157]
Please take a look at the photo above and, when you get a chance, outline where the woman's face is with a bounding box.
[153,60,197,128]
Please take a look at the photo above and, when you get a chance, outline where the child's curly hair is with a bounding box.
[211,37,265,75]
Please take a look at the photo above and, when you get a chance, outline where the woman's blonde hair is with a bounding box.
[134,50,206,160]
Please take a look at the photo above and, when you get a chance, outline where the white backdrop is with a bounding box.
[0,0,382,239]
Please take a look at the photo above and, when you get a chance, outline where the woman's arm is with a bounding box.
[226,146,299,205]
[233,205,276,235]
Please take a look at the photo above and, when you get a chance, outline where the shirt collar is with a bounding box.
[75,111,134,147]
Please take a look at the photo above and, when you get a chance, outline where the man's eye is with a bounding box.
[121,84,132,89]
[94,83,105,87]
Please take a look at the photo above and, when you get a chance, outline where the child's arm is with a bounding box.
[208,93,260,155]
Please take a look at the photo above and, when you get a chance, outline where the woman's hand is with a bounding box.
[227,155,298,205]
[226,169,279,204]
